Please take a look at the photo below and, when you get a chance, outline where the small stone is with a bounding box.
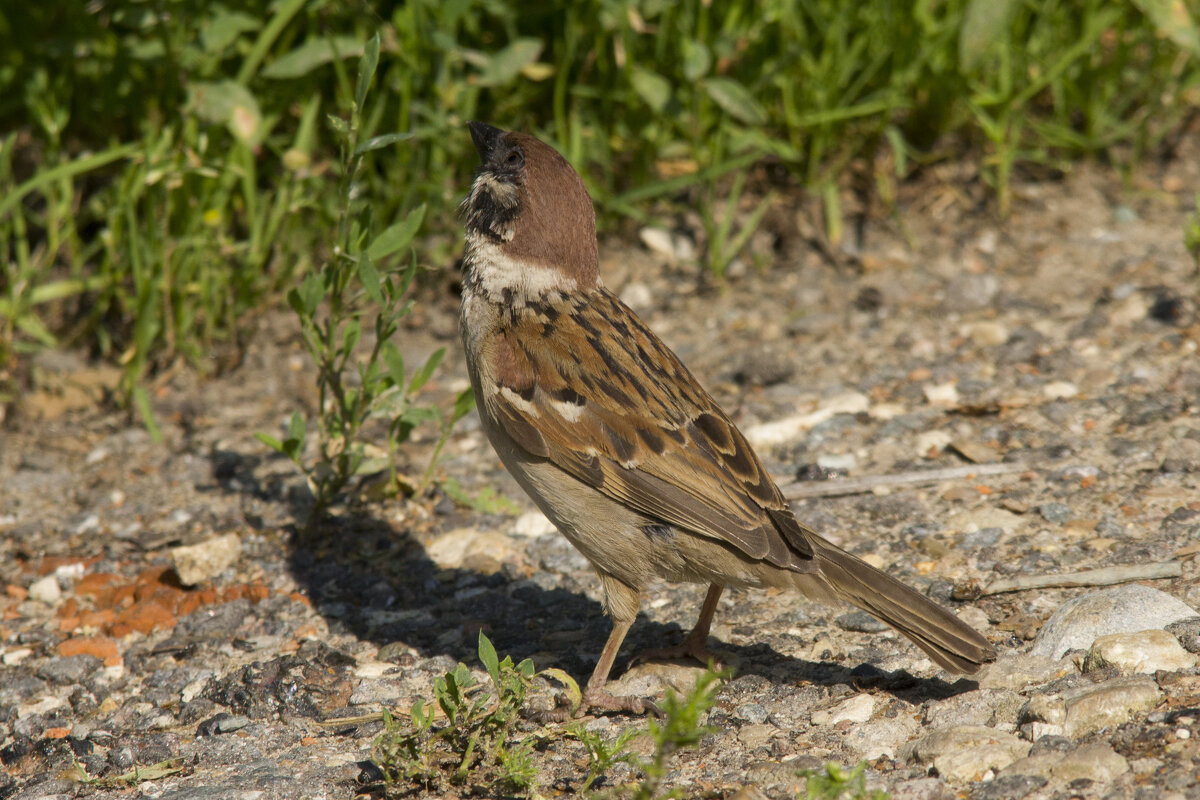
[738,723,776,748]
[27,575,61,605]
[908,725,1030,783]
[619,281,653,311]
[1036,503,1072,523]
[56,636,121,667]
[639,228,676,260]
[1083,629,1197,674]
[426,528,514,573]
[1041,381,1079,400]
[924,689,1022,729]
[915,429,953,457]
[170,533,242,585]
[607,660,711,698]
[1061,675,1163,738]
[1161,438,1200,473]
[197,712,251,736]
[889,777,953,800]
[923,382,959,407]
[36,655,102,686]
[735,703,769,724]
[843,715,920,761]
[835,610,888,633]
[1050,742,1129,784]
[811,693,874,725]
[1031,585,1200,659]
[511,512,555,539]
[965,321,1010,347]
[816,453,858,472]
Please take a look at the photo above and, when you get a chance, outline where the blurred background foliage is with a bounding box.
[2,0,1199,406]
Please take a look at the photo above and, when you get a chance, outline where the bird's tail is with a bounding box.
[808,536,996,674]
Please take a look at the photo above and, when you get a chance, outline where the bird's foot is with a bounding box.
[631,636,722,669]
[528,688,662,723]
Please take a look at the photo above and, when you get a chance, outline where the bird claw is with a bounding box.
[527,689,663,723]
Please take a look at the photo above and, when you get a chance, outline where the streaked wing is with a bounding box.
[481,288,815,571]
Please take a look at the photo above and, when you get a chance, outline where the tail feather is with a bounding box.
[810,537,996,674]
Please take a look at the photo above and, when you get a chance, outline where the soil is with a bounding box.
[1,139,1199,800]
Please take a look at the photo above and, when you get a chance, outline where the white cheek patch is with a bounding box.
[467,239,577,303]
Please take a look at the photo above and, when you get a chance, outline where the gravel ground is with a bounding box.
[2,148,1199,800]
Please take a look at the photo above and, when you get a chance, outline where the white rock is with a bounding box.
[964,320,1009,346]
[1083,629,1198,674]
[915,430,953,457]
[909,725,1029,783]
[619,281,654,311]
[2,648,33,666]
[923,382,960,407]
[1062,675,1162,738]
[743,393,870,448]
[27,575,61,604]
[816,453,858,472]
[810,693,875,725]
[842,715,919,761]
[170,533,243,585]
[1031,585,1200,659]
[1042,381,1079,399]
[639,228,676,260]
[977,653,1075,691]
[511,512,556,539]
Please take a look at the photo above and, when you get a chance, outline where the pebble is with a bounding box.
[510,511,555,539]
[36,655,102,686]
[425,528,513,573]
[842,715,920,761]
[835,610,888,633]
[922,382,960,407]
[908,725,1030,783]
[1036,503,1072,523]
[1083,629,1198,674]
[1030,585,1200,659]
[811,694,874,726]
[27,576,61,605]
[889,777,953,800]
[915,429,953,457]
[743,392,869,447]
[965,321,1009,347]
[170,533,242,585]
[1022,675,1163,739]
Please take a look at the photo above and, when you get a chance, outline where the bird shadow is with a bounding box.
[210,448,981,707]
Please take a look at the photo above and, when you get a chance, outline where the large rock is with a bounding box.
[907,725,1030,783]
[1082,629,1198,674]
[1020,675,1163,739]
[1030,585,1199,659]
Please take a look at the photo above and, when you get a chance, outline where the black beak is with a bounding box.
[467,121,503,162]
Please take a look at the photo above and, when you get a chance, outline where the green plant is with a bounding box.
[1186,193,1200,273]
[73,757,187,788]
[255,36,472,522]
[798,762,890,800]
[573,667,727,799]
[372,631,554,795]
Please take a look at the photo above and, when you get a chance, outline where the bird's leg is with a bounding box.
[632,583,725,667]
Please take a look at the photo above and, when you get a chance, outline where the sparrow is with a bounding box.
[459,121,996,718]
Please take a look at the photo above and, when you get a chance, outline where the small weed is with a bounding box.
[372,631,548,795]
[799,762,890,800]
[256,36,471,523]
[573,667,727,799]
[1186,193,1200,273]
[72,756,187,788]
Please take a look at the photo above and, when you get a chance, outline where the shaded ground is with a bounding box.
[2,141,1199,799]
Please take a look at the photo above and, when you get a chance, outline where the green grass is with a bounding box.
[2,0,1198,406]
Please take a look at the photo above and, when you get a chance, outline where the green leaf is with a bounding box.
[408,348,445,393]
[475,38,543,86]
[630,67,671,112]
[478,631,500,686]
[381,341,406,388]
[287,412,307,445]
[132,386,163,444]
[201,9,260,55]
[358,254,383,305]
[367,204,427,260]
[538,668,582,715]
[959,0,1019,72]
[682,40,711,81]
[262,36,366,79]
[299,272,322,316]
[353,131,415,157]
[255,432,284,453]
[187,80,264,145]
[451,387,475,423]
[356,34,381,110]
[701,77,766,125]
[1132,0,1200,56]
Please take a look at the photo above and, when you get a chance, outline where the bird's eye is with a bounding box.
[505,150,522,167]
